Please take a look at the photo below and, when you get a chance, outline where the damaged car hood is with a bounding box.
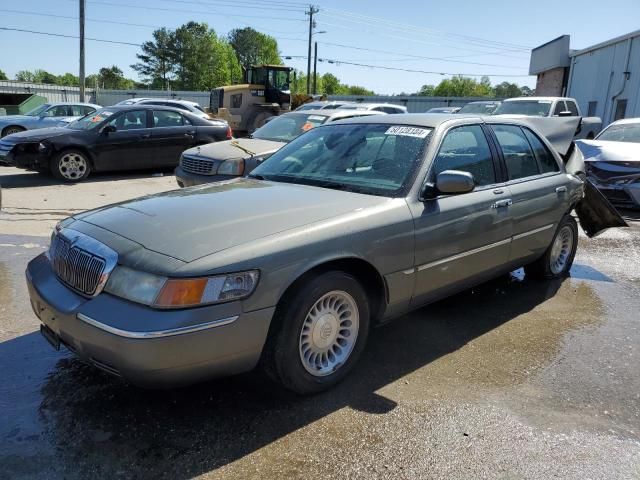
[185,137,285,161]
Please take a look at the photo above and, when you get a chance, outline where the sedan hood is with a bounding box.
[3,127,72,143]
[187,137,285,161]
[576,140,640,162]
[75,178,387,263]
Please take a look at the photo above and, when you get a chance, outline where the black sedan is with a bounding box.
[0,105,231,182]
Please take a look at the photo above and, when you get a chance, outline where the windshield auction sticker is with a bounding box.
[385,126,431,138]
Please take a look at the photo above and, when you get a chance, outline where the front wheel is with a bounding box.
[263,271,370,394]
[2,126,25,137]
[51,150,91,182]
[525,215,578,279]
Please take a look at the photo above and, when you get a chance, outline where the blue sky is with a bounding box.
[1,0,639,94]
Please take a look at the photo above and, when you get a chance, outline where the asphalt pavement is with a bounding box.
[1,168,639,479]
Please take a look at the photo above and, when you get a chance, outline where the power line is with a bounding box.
[283,55,531,78]
[319,8,532,51]
[317,41,526,69]
[1,8,162,28]
[0,26,142,46]
[83,0,307,34]
[316,19,529,60]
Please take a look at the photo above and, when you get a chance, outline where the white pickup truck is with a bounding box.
[494,97,602,139]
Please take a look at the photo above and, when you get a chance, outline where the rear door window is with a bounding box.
[431,125,496,186]
[108,110,148,130]
[522,128,560,174]
[566,101,579,116]
[553,101,568,116]
[491,125,540,180]
[153,110,185,127]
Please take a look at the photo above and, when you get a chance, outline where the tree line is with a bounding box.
[409,75,533,98]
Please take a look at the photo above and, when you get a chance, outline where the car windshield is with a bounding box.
[597,123,640,143]
[494,100,552,117]
[295,103,323,111]
[25,104,51,116]
[458,103,499,114]
[252,113,329,142]
[67,109,115,130]
[250,123,431,197]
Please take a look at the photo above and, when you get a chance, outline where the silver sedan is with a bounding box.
[0,102,101,137]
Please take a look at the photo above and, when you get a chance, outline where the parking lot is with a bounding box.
[1,167,639,479]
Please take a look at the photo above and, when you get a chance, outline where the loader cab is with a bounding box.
[246,65,292,107]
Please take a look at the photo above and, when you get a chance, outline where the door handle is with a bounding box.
[492,188,504,195]
[491,199,513,209]
[139,133,151,139]
[556,186,567,194]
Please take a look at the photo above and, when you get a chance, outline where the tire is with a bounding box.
[50,149,91,182]
[2,126,25,137]
[249,111,273,133]
[262,271,370,394]
[525,215,578,279]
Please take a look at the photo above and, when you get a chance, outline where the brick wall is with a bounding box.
[535,67,567,96]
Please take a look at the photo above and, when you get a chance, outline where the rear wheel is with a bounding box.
[2,126,25,137]
[51,149,91,182]
[525,215,578,279]
[263,271,370,394]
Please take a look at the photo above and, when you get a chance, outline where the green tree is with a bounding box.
[56,73,79,86]
[520,85,534,97]
[228,27,281,69]
[494,81,522,98]
[433,75,493,97]
[418,84,436,96]
[15,70,35,82]
[321,73,342,95]
[131,27,176,88]
[93,66,134,89]
[0,69,7,81]
[345,85,374,96]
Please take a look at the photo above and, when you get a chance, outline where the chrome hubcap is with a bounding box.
[59,153,87,180]
[550,225,574,274]
[299,290,359,377]
[5,128,22,136]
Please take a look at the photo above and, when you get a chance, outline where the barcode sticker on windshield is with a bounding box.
[385,126,430,138]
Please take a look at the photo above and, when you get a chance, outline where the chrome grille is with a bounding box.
[181,155,216,175]
[49,229,117,297]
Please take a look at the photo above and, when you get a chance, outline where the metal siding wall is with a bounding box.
[0,81,97,104]
[568,35,640,125]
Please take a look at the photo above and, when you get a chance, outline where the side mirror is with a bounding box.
[558,110,573,117]
[435,170,475,194]
[101,125,117,134]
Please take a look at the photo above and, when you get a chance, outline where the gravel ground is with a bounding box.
[1,167,639,479]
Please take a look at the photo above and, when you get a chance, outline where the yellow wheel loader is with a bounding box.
[209,65,293,136]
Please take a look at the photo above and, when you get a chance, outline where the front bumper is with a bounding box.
[26,253,274,387]
[0,143,48,169]
[174,165,238,187]
[589,179,640,209]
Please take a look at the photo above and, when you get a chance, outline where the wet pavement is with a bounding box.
[1,172,640,479]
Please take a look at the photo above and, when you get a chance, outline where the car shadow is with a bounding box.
[618,208,640,222]
[0,168,176,189]
[0,272,589,478]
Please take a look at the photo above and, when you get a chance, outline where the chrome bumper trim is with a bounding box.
[76,313,239,339]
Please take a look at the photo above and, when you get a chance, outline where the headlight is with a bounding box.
[104,267,259,308]
[217,159,244,176]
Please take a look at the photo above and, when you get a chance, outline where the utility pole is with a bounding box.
[79,0,86,102]
[306,5,319,94]
[313,42,318,95]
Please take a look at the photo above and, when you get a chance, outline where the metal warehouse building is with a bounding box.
[530,30,640,125]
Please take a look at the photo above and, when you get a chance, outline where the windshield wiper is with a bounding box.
[230,140,256,156]
[248,173,265,180]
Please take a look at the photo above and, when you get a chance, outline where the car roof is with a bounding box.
[607,117,640,126]
[305,109,385,118]
[330,113,483,128]
[503,97,571,102]
[466,101,501,105]
[100,104,198,113]
[138,98,199,105]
